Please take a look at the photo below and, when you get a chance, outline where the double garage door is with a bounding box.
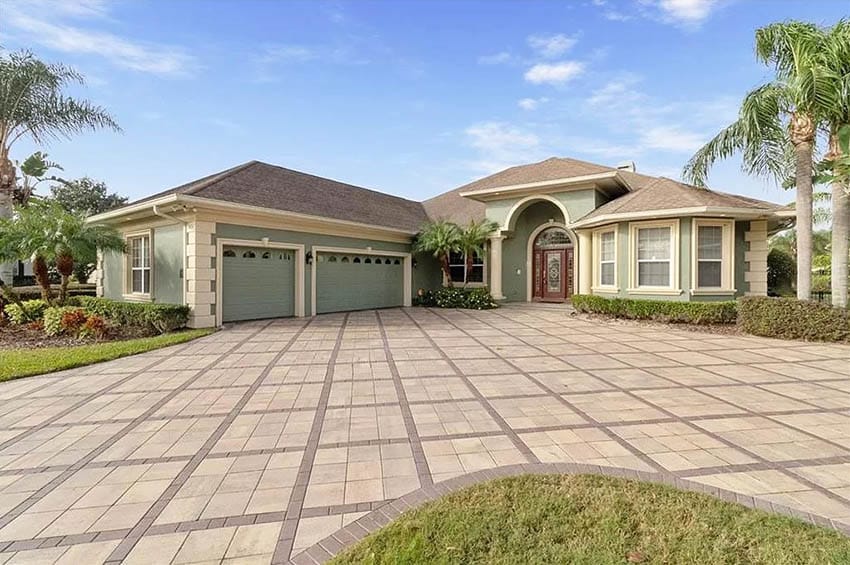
[315,252,404,314]
[221,245,405,322]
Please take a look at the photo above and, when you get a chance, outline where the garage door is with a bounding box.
[316,252,404,314]
[222,246,295,322]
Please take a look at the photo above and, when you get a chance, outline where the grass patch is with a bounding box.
[331,475,850,565]
[0,328,214,381]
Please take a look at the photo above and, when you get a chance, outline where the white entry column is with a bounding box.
[489,234,506,300]
[577,230,592,295]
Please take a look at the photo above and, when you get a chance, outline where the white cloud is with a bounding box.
[478,51,515,65]
[657,0,717,23]
[464,121,544,173]
[587,75,644,107]
[259,45,319,64]
[4,2,197,76]
[524,61,585,85]
[603,10,633,21]
[639,125,706,153]
[527,33,577,58]
[518,97,549,110]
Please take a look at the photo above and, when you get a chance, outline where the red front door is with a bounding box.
[533,248,573,301]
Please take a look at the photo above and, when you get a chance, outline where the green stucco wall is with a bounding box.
[216,223,437,315]
[592,218,748,302]
[154,224,184,305]
[102,249,123,300]
[101,223,184,304]
[500,201,565,302]
[486,189,599,228]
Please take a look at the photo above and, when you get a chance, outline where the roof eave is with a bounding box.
[571,206,790,230]
[458,171,624,201]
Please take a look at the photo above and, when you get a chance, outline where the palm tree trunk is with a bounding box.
[441,254,453,287]
[56,252,74,305]
[790,112,815,301]
[0,155,15,289]
[829,130,849,308]
[32,255,51,303]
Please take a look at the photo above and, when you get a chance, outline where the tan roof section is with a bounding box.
[575,176,790,225]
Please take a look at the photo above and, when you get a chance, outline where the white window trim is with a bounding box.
[123,229,154,301]
[628,219,682,294]
[691,218,736,294]
[445,250,488,288]
[591,227,618,291]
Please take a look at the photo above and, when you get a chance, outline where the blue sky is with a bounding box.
[2,0,847,204]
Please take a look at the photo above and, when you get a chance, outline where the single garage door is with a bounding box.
[316,252,404,314]
[222,246,295,322]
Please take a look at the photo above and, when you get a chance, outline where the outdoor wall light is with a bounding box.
[305,251,313,265]
[412,258,418,268]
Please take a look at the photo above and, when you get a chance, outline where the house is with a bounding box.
[88,157,794,328]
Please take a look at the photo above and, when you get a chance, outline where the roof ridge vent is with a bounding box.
[616,160,636,173]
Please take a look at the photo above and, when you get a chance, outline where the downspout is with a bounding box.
[152,204,189,305]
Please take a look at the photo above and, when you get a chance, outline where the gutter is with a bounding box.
[152,204,189,305]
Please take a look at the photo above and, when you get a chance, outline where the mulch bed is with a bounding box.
[571,312,741,336]
[0,323,153,350]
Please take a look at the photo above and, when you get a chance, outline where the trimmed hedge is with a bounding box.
[76,296,190,334]
[414,287,499,310]
[571,294,738,325]
[4,299,48,324]
[738,296,850,342]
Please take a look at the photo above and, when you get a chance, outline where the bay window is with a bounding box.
[595,229,616,288]
[629,219,679,292]
[693,219,734,291]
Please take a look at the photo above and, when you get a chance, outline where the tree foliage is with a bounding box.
[0,201,124,304]
[50,177,127,216]
[414,220,463,286]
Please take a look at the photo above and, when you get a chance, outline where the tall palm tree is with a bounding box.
[414,220,462,286]
[0,201,125,304]
[817,21,850,307]
[683,22,830,301]
[458,219,499,287]
[0,50,120,285]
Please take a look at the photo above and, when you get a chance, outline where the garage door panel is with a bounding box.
[222,246,295,322]
[316,253,404,314]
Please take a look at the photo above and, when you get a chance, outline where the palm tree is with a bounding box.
[817,21,850,307]
[414,220,462,286]
[458,219,499,287]
[683,22,830,301]
[0,201,125,304]
[0,50,120,284]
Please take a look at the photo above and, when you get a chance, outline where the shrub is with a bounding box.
[739,296,850,342]
[415,287,499,310]
[767,248,796,296]
[44,306,86,336]
[4,300,48,325]
[79,314,107,340]
[571,294,738,325]
[60,309,88,334]
[76,297,189,333]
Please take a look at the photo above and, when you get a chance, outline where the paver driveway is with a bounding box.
[1,304,850,564]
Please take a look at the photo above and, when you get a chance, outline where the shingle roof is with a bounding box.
[576,176,788,224]
[128,161,428,232]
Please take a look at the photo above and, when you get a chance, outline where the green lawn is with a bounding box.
[0,328,214,381]
[331,475,850,565]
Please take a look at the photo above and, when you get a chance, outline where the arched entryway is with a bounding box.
[531,226,574,302]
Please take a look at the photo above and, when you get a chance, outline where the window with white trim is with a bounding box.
[636,226,672,287]
[128,235,151,294]
[693,219,734,291]
[448,251,484,284]
[598,230,616,287]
